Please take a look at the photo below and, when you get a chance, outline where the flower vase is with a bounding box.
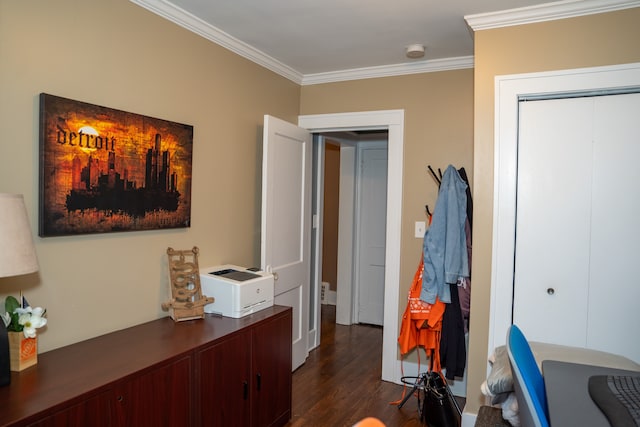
[8,331,38,371]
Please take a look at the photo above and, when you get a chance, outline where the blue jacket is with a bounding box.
[421,165,469,304]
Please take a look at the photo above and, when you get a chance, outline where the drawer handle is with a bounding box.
[547,288,555,295]
[117,395,124,402]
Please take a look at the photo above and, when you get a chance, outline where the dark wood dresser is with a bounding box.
[0,305,292,427]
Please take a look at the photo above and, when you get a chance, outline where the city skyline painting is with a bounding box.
[38,93,193,237]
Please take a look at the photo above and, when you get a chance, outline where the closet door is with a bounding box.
[586,93,640,361]
[513,93,640,363]
[514,97,592,348]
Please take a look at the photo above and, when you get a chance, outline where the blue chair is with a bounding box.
[506,325,550,427]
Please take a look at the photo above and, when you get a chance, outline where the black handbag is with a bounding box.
[421,371,461,427]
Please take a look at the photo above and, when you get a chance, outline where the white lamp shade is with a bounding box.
[0,194,39,278]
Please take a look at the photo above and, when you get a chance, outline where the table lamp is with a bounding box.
[0,194,39,387]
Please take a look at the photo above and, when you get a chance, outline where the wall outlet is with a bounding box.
[414,221,426,238]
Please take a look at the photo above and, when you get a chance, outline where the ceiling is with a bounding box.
[130,0,637,84]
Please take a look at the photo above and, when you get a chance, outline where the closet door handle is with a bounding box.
[547,287,555,295]
[257,373,262,391]
[243,381,248,400]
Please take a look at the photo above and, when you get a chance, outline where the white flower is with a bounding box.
[17,306,47,338]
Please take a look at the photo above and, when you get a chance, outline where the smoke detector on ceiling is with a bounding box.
[406,44,425,59]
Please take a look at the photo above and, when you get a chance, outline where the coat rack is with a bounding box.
[425,205,432,217]
[427,165,442,186]
[425,165,443,217]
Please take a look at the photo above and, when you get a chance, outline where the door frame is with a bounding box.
[299,110,404,383]
[308,134,325,353]
[315,135,388,327]
[336,143,356,326]
[489,62,640,362]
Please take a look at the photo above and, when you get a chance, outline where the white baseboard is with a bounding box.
[321,282,337,305]
[325,289,336,305]
[461,409,477,427]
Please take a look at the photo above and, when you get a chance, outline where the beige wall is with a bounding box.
[0,0,300,352]
[301,70,475,356]
[467,7,640,413]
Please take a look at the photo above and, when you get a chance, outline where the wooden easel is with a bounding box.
[162,247,214,322]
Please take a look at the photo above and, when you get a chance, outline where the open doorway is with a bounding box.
[300,110,404,383]
[318,132,388,329]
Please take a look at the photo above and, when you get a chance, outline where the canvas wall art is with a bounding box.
[39,93,193,237]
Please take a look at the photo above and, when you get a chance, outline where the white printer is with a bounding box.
[199,264,274,318]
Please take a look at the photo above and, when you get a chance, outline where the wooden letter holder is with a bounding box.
[162,247,214,322]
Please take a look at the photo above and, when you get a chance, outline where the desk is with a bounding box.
[542,360,639,427]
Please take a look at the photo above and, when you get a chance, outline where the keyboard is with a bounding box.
[588,374,640,427]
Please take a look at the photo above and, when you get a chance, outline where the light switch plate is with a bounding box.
[415,221,426,238]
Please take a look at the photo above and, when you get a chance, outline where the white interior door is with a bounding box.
[355,144,387,326]
[261,115,311,371]
[514,93,640,362]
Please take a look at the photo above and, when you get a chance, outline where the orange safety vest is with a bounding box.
[398,258,446,372]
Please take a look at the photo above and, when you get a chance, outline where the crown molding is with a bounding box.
[132,0,639,85]
[301,57,474,86]
[130,0,304,84]
[130,0,473,85]
[465,0,640,31]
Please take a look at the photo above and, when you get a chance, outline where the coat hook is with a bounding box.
[427,165,441,186]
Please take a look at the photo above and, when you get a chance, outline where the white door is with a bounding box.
[513,93,640,362]
[261,115,312,371]
[356,144,387,326]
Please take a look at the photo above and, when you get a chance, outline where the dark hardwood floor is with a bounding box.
[286,304,446,427]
